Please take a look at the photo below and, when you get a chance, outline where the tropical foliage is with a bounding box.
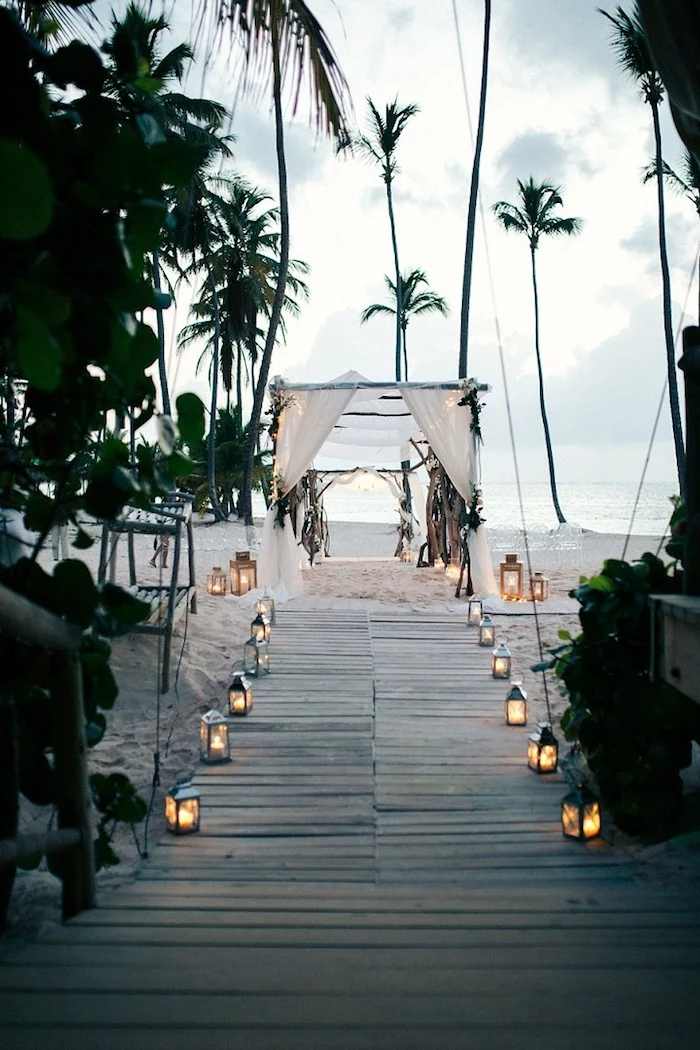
[361,269,449,380]
[492,177,582,524]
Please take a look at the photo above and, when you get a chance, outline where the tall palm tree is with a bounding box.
[103,3,229,418]
[492,178,582,524]
[353,99,419,382]
[458,0,492,379]
[361,269,449,380]
[601,4,686,497]
[644,148,700,321]
[198,1,351,525]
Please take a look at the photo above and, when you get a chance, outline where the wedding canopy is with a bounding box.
[257,370,497,599]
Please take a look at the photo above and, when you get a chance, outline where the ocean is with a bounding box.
[317,481,677,536]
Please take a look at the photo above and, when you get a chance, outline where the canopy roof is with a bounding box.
[271,370,489,462]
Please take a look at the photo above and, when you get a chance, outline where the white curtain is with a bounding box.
[400,387,497,595]
[257,386,355,598]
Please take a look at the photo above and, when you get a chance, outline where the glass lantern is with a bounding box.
[244,635,270,677]
[255,591,276,625]
[491,641,512,679]
[165,782,200,834]
[531,572,550,602]
[467,596,483,626]
[478,614,496,646]
[228,672,253,715]
[229,551,258,596]
[527,723,559,774]
[400,547,413,563]
[505,682,528,725]
[500,553,523,601]
[251,611,271,643]
[199,709,231,764]
[206,566,228,596]
[561,783,601,840]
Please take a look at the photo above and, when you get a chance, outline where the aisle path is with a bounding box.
[1,607,699,1049]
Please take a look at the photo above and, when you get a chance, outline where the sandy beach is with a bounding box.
[5,518,698,941]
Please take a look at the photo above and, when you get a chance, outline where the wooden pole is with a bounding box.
[680,326,700,595]
[52,650,96,920]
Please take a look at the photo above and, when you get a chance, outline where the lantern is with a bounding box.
[561,783,601,840]
[505,682,528,725]
[165,782,200,834]
[478,614,496,647]
[400,547,413,563]
[229,551,258,596]
[467,596,483,626]
[527,723,559,774]
[255,591,276,625]
[491,641,512,679]
[251,611,271,643]
[531,572,550,602]
[228,672,253,715]
[244,635,270,677]
[206,566,228,596]
[199,709,230,764]
[500,553,523,601]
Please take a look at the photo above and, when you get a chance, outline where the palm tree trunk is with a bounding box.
[205,264,226,522]
[236,341,243,417]
[651,100,686,497]
[530,243,566,524]
[152,250,170,417]
[239,26,290,527]
[386,180,403,382]
[458,0,491,379]
[402,323,408,381]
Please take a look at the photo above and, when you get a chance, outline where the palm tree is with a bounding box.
[458,0,492,379]
[492,178,582,524]
[644,148,700,321]
[353,98,419,381]
[198,1,351,525]
[361,269,449,380]
[601,4,686,497]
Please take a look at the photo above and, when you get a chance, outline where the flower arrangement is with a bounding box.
[458,378,484,444]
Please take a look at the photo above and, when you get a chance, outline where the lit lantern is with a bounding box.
[229,551,258,596]
[531,572,550,602]
[228,672,253,715]
[400,547,413,563]
[207,566,228,596]
[165,782,200,834]
[491,641,512,679]
[255,591,276,625]
[199,708,231,764]
[478,614,496,647]
[561,782,602,840]
[467,596,483,626]
[251,611,271,643]
[244,635,270,677]
[505,682,528,725]
[527,723,559,774]
[500,553,523,601]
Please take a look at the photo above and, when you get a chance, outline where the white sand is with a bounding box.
[5,519,698,942]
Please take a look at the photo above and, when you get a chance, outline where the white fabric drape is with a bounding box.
[408,470,427,544]
[400,387,497,595]
[257,386,355,598]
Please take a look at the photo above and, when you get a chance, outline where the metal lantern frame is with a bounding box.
[228,672,253,716]
[491,641,512,679]
[561,782,602,840]
[206,566,228,596]
[478,614,496,647]
[199,708,231,764]
[467,596,483,626]
[505,682,528,725]
[251,610,271,643]
[531,571,550,602]
[244,635,270,677]
[527,723,559,774]
[165,782,201,834]
[229,552,258,596]
[500,553,523,601]
[255,592,276,624]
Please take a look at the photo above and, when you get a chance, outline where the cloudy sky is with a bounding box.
[104,1,699,487]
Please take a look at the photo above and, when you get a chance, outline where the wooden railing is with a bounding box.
[0,582,96,922]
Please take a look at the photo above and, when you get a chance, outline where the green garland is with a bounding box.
[458,378,484,444]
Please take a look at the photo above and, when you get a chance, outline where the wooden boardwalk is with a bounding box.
[2,607,700,1048]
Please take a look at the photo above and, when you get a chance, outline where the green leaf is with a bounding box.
[81,649,118,710]
[157,414,179,455]
[176,393,205,445]
[557,629,571,640]
[125,199,168,257]
[100,582,150,626]
[46,41,105,93]
[53,559,98,627]
[24,491,55,535]
[0,141,53,240]
[15,306,62,391]
[72,527,94,550]
[85,712,106,748]
[135,113,166,145]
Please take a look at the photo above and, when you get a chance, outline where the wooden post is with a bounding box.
[52,650,96,920]
[680,327,700,596]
